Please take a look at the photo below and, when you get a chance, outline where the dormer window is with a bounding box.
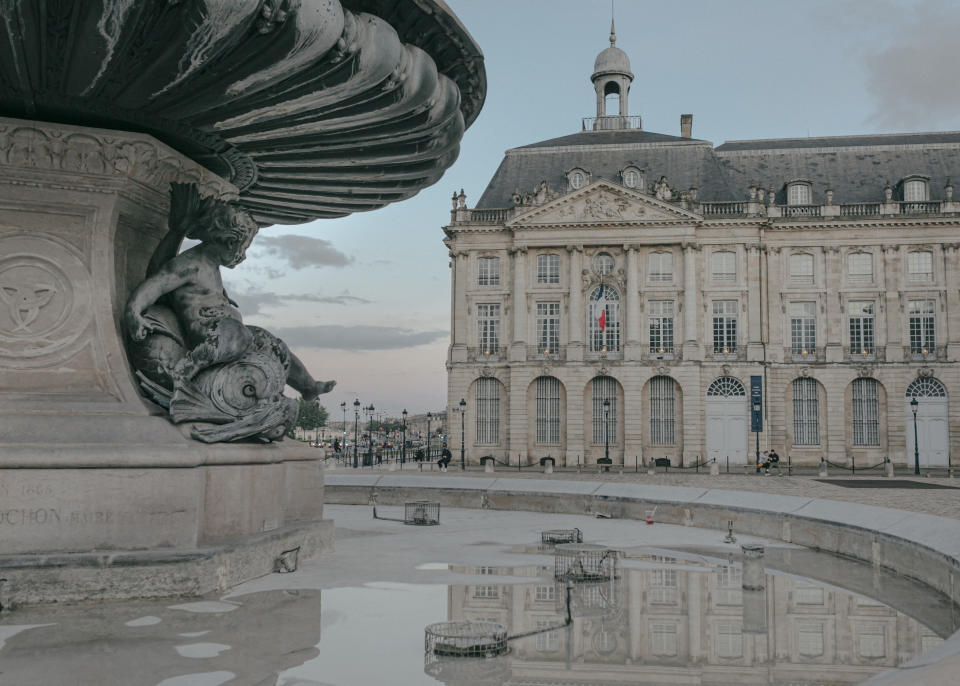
[621,166,644,191]
[787,181,812,205]
[568,168,589,190]
[902,176,929,202]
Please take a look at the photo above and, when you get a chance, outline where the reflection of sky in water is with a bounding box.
[279,584,447,686]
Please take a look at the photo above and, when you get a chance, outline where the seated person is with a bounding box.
[438,443,452,470]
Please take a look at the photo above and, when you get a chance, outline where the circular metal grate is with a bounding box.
[425,620,508,659]
[541,528,583,547]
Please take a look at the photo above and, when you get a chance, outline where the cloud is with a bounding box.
[863,2,960,130]
[253,234,353,270]
[272,325,448,350]
[227,286,370,316]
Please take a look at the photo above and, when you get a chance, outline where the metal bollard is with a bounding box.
[485,459,495,474]
[818,458,828,478]
[709,460,720,476]
[884,458,894,478]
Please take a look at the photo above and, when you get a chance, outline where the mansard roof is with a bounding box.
[476,128,960,209]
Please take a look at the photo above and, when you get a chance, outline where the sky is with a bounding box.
[224,0,960,420]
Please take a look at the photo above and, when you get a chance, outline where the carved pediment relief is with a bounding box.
[507,180,699,227]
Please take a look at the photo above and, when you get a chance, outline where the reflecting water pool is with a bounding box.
[0,505,956,685]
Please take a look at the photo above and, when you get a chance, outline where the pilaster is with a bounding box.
[510,246,527,361]
[824,246,843,362]
[883,244,903,362]
[682,242,701,360]
[946,243,960,360]
[566,244,584,361]
[624,244,641,360]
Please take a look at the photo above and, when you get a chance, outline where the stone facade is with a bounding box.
[443,39,959,470]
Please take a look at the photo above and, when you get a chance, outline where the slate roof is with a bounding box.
[475,128,960,209]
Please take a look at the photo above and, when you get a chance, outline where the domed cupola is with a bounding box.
[590,19,636,128]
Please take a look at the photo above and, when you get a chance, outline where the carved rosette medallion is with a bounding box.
[0,235,91,365]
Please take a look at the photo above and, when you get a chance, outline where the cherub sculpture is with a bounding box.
[124,183,335,443]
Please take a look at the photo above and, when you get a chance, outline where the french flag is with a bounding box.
[595,284,607,332]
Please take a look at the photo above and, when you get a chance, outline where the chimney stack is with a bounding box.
[680,114,693,139]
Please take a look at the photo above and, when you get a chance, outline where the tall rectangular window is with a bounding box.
[852,378,880,446]
[475,377,500,445]
[908,251,934,282]
[477,257,500,286]
[858,624,886,658]
[847,253,873,283]
[537,253,560,284]
[477,303,500,354]
[536,302,560,354]
[589,286,621,353]
[535,376,561,444]
[798,622,825,657]
[716,623,743,658]
[712,300,738,353]
[648,252,673,282]
[792,378,819,446]
[848,301,875,354]
[649,300,674,353]
[651,623,678,656]
[712,251,736,282]
[904,179,928,202]
[591,376,617,445]
[649,376,676,445]
[908,299,936,353]
[789,301,817,354]
[790,253,814,284]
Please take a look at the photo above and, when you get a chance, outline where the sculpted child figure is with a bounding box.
[123,184,334,442]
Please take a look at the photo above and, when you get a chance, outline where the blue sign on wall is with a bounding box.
[750,375,763,432]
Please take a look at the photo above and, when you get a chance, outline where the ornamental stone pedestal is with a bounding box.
[0,118,329,604]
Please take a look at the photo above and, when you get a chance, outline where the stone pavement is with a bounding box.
[327,463,960,520]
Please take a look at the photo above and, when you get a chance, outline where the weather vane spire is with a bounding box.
[609,1,616,46]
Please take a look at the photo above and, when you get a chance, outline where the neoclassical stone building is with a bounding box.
[444,29,960,469]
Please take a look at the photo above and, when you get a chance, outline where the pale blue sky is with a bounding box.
[225,0,960,420]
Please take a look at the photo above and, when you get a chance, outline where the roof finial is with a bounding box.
[609,1,616,46]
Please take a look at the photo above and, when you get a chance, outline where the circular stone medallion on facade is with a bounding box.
[0,235,91,364]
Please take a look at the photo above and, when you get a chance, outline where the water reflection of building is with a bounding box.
[445,558,944,685]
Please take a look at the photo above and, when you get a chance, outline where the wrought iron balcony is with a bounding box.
[468,346,507,362]
[785,347,824,363]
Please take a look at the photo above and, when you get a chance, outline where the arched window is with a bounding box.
[905,377,946,398]
[535,376,562,444]
[591,376,618,445]
[789,253,814,284]
[604,81,620,116]
[787,182,812,205]
[792,378,819,445]
[588,285,621,353]
[852,378,880,446]
[593,252,615,275]
[475,378,500,445]
[650,376,676,445]
[903,178,928,202]
[711,251,736,281]
[707,377,746,398]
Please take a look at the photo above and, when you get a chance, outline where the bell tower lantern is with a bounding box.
[590,19,637,130]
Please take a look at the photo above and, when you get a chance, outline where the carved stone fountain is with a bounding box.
[0,0,485,604]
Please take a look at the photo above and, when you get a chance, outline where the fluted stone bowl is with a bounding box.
[0,0,486,225]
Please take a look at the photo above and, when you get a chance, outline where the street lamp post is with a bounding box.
[365,404,375,466]
[753,401,762,472]
[353,399,360,468]
[340,401,346,459]
[426,412,433,461]
[911,396,920,475]
[459,398,466,471]
[603,398,610,463]
[401,409,408,466]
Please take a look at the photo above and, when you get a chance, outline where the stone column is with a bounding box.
[747,245,763,361]
[682,242,701,360]
[451,250,469,362]
[824,247,843,362]
[566,245,584,362]
[946,244,960,361]
[624,244,641,360]
[510,246,527,362]
[882,244,902,362]
[767,247,783,362]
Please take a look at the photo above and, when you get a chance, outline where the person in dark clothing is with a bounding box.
[438,443,452,471]
[765,449,780,475]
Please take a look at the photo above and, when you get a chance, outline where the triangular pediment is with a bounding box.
[507,180,700,227]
